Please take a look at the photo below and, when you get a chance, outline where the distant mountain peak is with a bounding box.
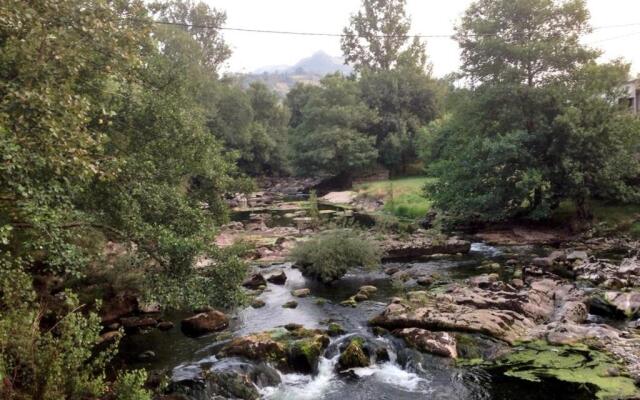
[252,51,352,76]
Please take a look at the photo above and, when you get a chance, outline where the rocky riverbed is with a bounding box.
[110,188,640,400]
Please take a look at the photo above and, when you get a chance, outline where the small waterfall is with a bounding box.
[262,355,341,400]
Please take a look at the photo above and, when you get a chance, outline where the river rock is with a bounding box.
[243,273,267,289]
[266,270,287,285]
[120,316,158,332]
[370,278,570,344]
[292,288,311,298]
[158,321,175,331]
[382,235,471,260]
[219,328,329,374]
[394,328,457,358]
[359,285,378,295]
[337,337,370,371]
[604,291,640,318]
[251,299,266,308]
[282,300,298,308]
[181,310,229,337]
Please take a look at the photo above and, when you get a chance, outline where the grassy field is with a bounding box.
[554,200,640,238]
[355,177,435,219]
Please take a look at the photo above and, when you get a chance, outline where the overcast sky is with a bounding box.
[209,0,640,77]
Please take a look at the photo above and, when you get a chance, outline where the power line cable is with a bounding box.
[152,20,640,39]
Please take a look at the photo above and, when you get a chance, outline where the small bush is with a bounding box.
[291,230,381,283]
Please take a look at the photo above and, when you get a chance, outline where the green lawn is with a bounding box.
[355,177,435,219]
[553,200,640,238]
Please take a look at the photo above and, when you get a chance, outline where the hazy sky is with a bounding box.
[209,0,640,77]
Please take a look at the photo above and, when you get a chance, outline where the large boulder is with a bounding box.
[394,328,457,358]
[181,310,229,337]
[370,279,572,344]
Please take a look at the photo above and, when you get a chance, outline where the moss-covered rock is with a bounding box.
[327,322,345,337]
[337,337,370,371]
[282,300,298,309]
[218,327,329,374]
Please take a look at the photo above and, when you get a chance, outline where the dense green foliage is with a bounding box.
[0,265,150,400]
[288,75,378,178]
[292,230,381,283]
[421,0,640,223]
[287,0,443,176]
[211,81,290,176]
[0,0,251,396]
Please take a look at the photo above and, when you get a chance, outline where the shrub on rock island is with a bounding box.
[292,229,381,283]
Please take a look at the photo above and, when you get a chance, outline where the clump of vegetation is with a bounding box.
[0,264,150,400]
[292,229,381,283]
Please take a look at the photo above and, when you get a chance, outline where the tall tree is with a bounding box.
[150,0,231,72]
[341,0,427,72]
[424,0,640,222]
[289,75,378,179]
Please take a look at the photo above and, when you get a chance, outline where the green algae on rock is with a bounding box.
[338,337,370,371]
[484,341,640,400]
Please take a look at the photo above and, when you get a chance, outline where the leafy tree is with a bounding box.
[341,0,427,72]
[209,81,290,176]
[150,0,231,72]
[358,66,441,172]
[424,0,640,222]
[289,75,378,179]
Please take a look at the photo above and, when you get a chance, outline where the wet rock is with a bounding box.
[337,337,370,371]
[120,316,158,332]
[327,322,345,336]
[219,328,329,374]
[359,285,378,295]
[417,276,433,287]
[138,350,156,361]
[603,291,640,318]
[384,266,400,275]
[292,288,311,298]
[139,301,161,314]
[566,250,588,262]
[181,310,229,337]
[98,330,122,344]
[242,273,267,289]
[340,297,357,307]
[266,270,287,285]
[282,301,298,309]
[251,299,266,308]
[158,321,175,331]
[354,293,368,302]
[285,323,304,331]
[382,236,471,260]
[394,328,457,358]
[370,280,563,344]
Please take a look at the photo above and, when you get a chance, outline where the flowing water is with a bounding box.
[120,241,601,399]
